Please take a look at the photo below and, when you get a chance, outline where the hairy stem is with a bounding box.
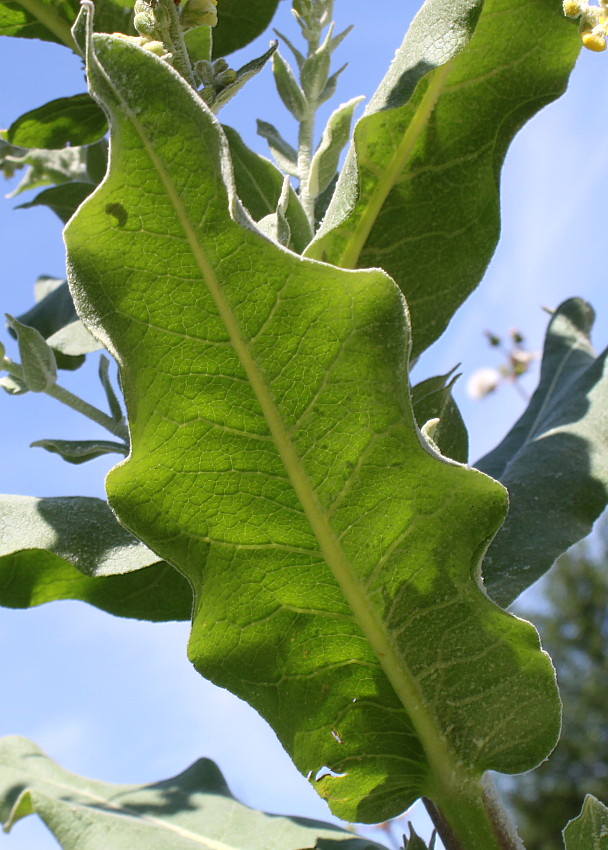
[157,0,197,88]
[1,357,129,443]
[423,773,525,850]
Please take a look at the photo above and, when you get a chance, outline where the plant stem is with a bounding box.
[297,105,317,228]
[1,357,129,443]
[295,9,321,231]
[157,0,197,88]
[423,773,525,850]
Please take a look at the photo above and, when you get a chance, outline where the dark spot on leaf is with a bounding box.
[105,202,128,227]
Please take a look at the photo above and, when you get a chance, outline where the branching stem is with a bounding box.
[1,356,129,443]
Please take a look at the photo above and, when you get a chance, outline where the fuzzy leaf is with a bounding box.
[272,50,308,122]
[64,31,560,823]
[306,0,580,359]
[478,299,608,607]
[0,495,191,621]
[9,278,90,369]
[0,737,381,850]
[308,96,364,200]
[7,94,107,149]
[7,314,57,391]
[256,118,299,177]
[17,181,94,223]
[225,125,311,252]
[563,795,608,849]
[31,438,127,463]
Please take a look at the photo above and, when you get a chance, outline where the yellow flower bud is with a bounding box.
[563,0,583,16]
[582,28,608,48]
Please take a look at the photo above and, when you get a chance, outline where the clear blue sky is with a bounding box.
[1,1,608,847]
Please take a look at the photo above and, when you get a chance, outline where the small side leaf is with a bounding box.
[6,315,57,391]
[256,118,299,177]
[225,125,312,252]
[256,176,292,247]
[272,50,308,121]
[479,299,608,607]
[98,354,124,421]
[0,375,28,395]
[0,737,383,850]
[563,795,608,849]
[7,94,108,149]
[411,370,468,463]
[207,41,278,112]
[10,279,88,370]
[31,438,128,464]
[308,96,364,200]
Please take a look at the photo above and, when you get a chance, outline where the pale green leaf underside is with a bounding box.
[65,32,559,822]
[0,495,191,620]
[0,737,381,850]
[306,0,580,359]
[564,795,608,849]
[479,299,608,607]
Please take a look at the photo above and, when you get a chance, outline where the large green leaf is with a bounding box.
[212,0,280,58]
[0,0,131,48]
[478,300,608,608]
[563,795,608,849]
[7,94,108,149]
[0,737,382,850]
[0,495,191,620]
[65,28,560,828]
[305,0,580,359]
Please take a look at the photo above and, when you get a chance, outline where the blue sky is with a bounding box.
[1,1,608,847]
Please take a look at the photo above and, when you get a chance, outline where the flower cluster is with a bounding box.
[563,0,608,52]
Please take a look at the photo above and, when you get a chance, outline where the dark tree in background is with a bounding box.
[504,523,608,850]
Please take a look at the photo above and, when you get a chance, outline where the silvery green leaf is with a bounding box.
[6,314,57,392]
[272,50,308,121]
[256,118,299,176]
[31,438,128,464]
[208,41,278,112]
[308,96,363,199]
[300,22,333,101]
[98,354,124,422]
[0,737,382,850]
[0,375,28,395]
[46,319,103,356]
[479,299,608,607]
[273,27,305,68]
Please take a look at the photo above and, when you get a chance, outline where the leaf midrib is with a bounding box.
[334,63,451,270]
[91,35,463,790]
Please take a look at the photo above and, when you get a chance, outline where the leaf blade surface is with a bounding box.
[306,0,580,358]
[478,299,608,607]
[65,32,560,822]
[0,737,380,850]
